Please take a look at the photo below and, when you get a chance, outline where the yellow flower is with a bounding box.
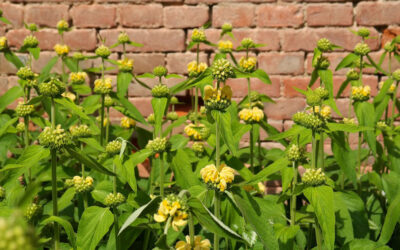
[0,36,7,50]
[57,19,69,31]
[191,29,206,43]
[154,196,188,232]
[94,78,113,94]
[239,56,257,72]
[351,85,370,101]
[200,163,235,192]
[221,85,232,100]
[69,72,87,85]
[314,106,331,119]
[120,117,136,129]
[62,92,76,102]
[54,44,69,56]
[184,123,208,141]
[258,182,266,194]
[379,81,396,93]
[175,235,211,250]
[96,116,109,126]
[218,40,233,53]
[238,107,264,123]
[200,164,219,183]
[203,85,215,101]
[172,211,188,231]
[118,58,134,72]
[187,61,208,77]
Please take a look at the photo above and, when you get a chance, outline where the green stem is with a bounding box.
[160,153,165,198]
[319,132,324,170]
[100,94,105,146]
[24,116,31,182]
[83,192,88,210]
[194,87,199,122]
[51,149,60,250]
[250,125,254,173]
[101,58,105,80]
[315,222,323,250]
[81,143,85,178]
[390,81,398,128]
[189,211,195,248]
[149,157,155,196]
[357,132,362,175]
[216,113,220,168]
[311,130,317,169]
[214,191,221,250]
[290,161,297,225]
[113,206,120,250]
[143,230,150,250]
[106,107,110,143]
[51,98,56,129]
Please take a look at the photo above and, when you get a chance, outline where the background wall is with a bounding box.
[1,0,400,149]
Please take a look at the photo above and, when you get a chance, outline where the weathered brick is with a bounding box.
[186,0,274,4]
[281,28,380,52]
[35,29,60,50]
[356,2,400,26]
[164,6,209,28]
[282,77,311,98]
[64,29,97,51]
[258,52,305,75]
[382,27,400,49]
[125,53,165,74]
[0,53,27,74]
[0,3,24,28]
[25,4,69,28]
[119,4,163,28]
[226,76,281,98]
[99,29,185,52]
[307,4,353,27]
[166,52,208,74]
[257,4,303,28]
[71,5,117,28]
[5,29,29,49]
[212,4,255,28]
[264,98,306,120]
[129,97,154,116]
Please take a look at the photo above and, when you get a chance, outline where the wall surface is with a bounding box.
[1,0,400,147]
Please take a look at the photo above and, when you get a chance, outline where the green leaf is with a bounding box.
[304,186,335,250]
[251,69,271,84]
[171,149,201,189]
[374,78,393,105]
[77,206,114,250]
[331,131,357,187]
[0,145,51,173]
[55,98,90,120]
[117,72,133,97]
[355,102,377,155]
[79,138,105,152]
[165,74,183,79]
[151,97,168,136]
[326,123,373,133]
[66,146,115,176]
[63,57,79,72]
[42,216,76,249]
[129,41,143,47]
[0,16,11,24]
[116,94,147,124]
[336,79,350,98]
[169,134,189,151]
[378,192,400,245]
[266,125,306,142]
[119,196,161,234]
[0,86,24,113]
[241,158,289,186]
[28,47,40,60]
[39,56,58,81]
[335,53,358,71]
[318,69,333,98]
[137,72,155,79]
[218,111,237,156]
[72,84,92,95]
[162,116,186,137]
[334,192,354,246]
[124,149,152,192]
[3,49,24,69]
[0,117,18,137]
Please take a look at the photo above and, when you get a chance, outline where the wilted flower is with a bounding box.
[175,235,211,250]
[200,163,235,192]
[120,117,136,129]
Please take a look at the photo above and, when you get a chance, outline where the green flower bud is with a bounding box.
[306,92,321,107]
[22,35,39,48]
[151,83,170,98]
[16,102,34,117]
[357,28,370,38]
[354,43,370,56]
[302,168,326,186]
[0,215,38,250]
[146,137,169,154]
[94,78,112,94]
[72,176,94,193]
[147,113,155,124]
[27,23,38,32]
[199,126,211,140]
[211,58,234,82]
[317,38,332,52]
[38,125,71,149]
[343,117,356,125]
[249,91,260,102]
[153,65,168,78]
[69,124,91,138]
[286,144,306,162]
[384,42,395,53]
[392,69,400,81]
[318,56,330,69]
[73,52,85,61]
[104,192,125,207]
[24,203,41,221]
[314,87,329,100]
[377,121,388,130]
[17,66,35,80]
[104,95,114,107]
[16,122,25,133]
[39,78,66,97]
[65,179,74,187]
[346,69,359,80]
[293,112,324,131]
[0,186,5,201]
[241,37,255,49]
[191,28,206,43]
[170,96,179,105]
[69,72,87,85]
[25,79,38,88]
[106,140,122,155]
[95,45,111,59]
[118,32,130,44]
[222,23,232,33]
[0,36,8,51]
[192,142,205,156]
[166,111,179,121]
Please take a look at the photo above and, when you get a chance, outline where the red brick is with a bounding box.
[166,52,208,74]
[71,5,116,28]
[226,76,281,98]
[5,29,29,49]
[256,4,303,28]
[186,0,274,4]
[164,6,209,28]
[282,77,310,98]
[369,51,400,75]
[119,4,162,28]
[0,53,27,74]
[125,53,165,74]
[25,4,69,28]
[129,97,153,116]
[281,28,380,52]
[307,4,353,27]
[100,29,185,52]
[382,28,400,49]
[35,29,60,50]
[258,52,305,75]
[264,98,306,120]
[0,3,24,28]
[305,52,349,75]
[356,2,400,26]
[212,4,255,28]
[64,29,97,51]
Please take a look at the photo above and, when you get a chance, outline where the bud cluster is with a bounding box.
[24,203,41,221]
[293,111,325,131]
[203,85,232,111]
[104,192,125,207]
[17,67,35,80]
[146,137,169,154]
[94,78,112,94]
[69,72,87,85]
[302,168,326,186]
[95,45,111,59]
[211,58,234,82]
[71,176,94,193]
[0,216,38,250]
[39,78,66,97]
[106,140,122,155]
[239,56,257,72]
[16,102,34,117]
[192,142,205,156]
[151,84,170,98]
[69,124,91,138]
[286,144,306,162]
[153,66,168,78]
[166,112,179,121]
[38,125,71,149]
[354,43,370,56]
[23,35,39,49]
[191,29,206,43]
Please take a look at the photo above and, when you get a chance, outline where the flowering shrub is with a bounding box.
[0,14,400,250]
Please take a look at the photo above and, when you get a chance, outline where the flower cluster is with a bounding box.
[146,137,169,154]
[175,235,211,250]
[16,122,25,133]
[346,69,359,81]
[317,38,332,52]
[241,38,255,49]
[166,112,179,121]
[218,40,233,53]
[239,56,257,72]
[354,43,370,56]
[17,66,35,80]
[379,81,396,93]
[314,105,331,119]
[302,168,326,186]
[68,176,94,193]
[286,144,306,162]
[192,142,205,156]
[54,44,69,57]
[0,216,38,250]
[211,58,234,82]
[39,78,66,97]
[106,140,122,155]
[38,125,71,149]
[184,123,210,141]
[293,111,325,131]
[153,195,188,231]
[377,121,388,130]
[69,124,91,138]
[191,29,206,43]
[351,85,371,102]
[120,117,136,129]
[151,84,170,98]
[15,102,34,117]
[104,192,125,207]
[153,66,168,78]
[0,36,7,51]
[118,58,134,72]
[23,35,39,48]
[203,85,232,111]
[95,45,111,59]
[94,78,112,94]
[69,72,87,85]
[187,61,208,77]
[200,163,235,192]
[57,19,69,32]
[24,203,41,221]
[238,107,264,123]
[118,32,130,44]
[104,95,114,107]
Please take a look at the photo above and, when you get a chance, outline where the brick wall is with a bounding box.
[1,0,400,144]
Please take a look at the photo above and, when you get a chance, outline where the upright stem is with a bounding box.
[113,207,120,250]
[51,98,56,128]
[214,191,221,250]
[24,116,31,182]
[80,143,85,178]
[194,87,199,122]
[143,230,150,250]
[106,107,110,143]
[315,222,323,250]
[100,94,105,146]
[160,153,165,198]
[357,132,362,175]
[216,113,221,168]
[290,161,297,225]
[319,132,324,170]
[188,212,195,248]
[311,130,317,169]
[390,82,398,128]
[250,125,254,173]
[50,98,59,250]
